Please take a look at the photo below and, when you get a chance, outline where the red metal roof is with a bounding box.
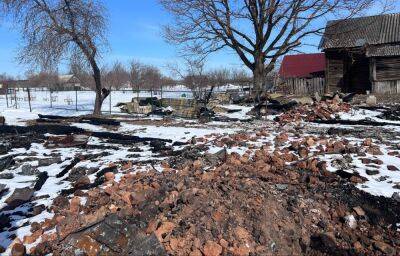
[279,53,326,78]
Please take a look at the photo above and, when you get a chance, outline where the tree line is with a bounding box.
[4,60,252,91]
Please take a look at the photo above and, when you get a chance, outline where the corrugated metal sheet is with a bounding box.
[366,45,400,57]
[321,13,400,50]
[279,53,325,78]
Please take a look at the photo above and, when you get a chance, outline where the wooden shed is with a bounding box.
[320,13,400,94]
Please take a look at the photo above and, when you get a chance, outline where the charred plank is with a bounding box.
[312,119,400,126]
[0,125,172,143]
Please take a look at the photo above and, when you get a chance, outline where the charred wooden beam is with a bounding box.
[38,114,121,126]
[0,125,172,144]
[312,119,400,126]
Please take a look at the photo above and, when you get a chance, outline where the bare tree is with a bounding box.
[129,60,144,91]
[26,71,59,89]
[231,69,252,86]
[168,57,215,101]
[103,61,129,90]
[1,0,109,115]
[69,57,96,90]
[160,0,388,94]
[208,68,230,88]
[0,73,14,82]
[168,57,210,90]
[129,60,166,90]
[141,65,164,90]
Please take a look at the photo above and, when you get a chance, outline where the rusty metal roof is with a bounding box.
[279,53,326,78]
[320,13,400,50]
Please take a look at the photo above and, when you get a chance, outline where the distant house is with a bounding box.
[321,13,400,94]
[56,74,83,90]
[278,53,326,95]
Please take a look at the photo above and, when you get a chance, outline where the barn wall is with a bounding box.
[282,77,325,95]
[376,57,400,81]
[371,57,400,94]
[325,51,344,92]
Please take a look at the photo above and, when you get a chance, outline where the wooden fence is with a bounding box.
[281,77,325,95]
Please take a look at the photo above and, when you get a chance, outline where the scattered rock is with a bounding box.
[38,157,62,166]
[67,167,87,182]
[0,183,8,195]
[366,169,379,175]
[70,196,81,213]
[391,192,400,202]
[54,214,167,256]
[275,184,288,191]
[344,215,357,229]
[0,172,14,179]
[0,156,14,172]
[104,172,115,182]
[387,165,399,171]
[353,206,365,216]
[73,176,91,189]
[19,164,39,176]
[203,241,222,256]
[373,241,395,255]
[366,95,377,107]
[11,242,26,256]
[5,187,35,209]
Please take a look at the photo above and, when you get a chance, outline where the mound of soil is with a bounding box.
[28,146,400,255]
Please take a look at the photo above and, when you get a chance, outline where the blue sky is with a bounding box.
[0,0,247,77]
[0,0,398,77]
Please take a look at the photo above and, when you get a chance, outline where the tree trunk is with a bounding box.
[252,51,265,97]
[93,65,103,116]
[252,62,265,100]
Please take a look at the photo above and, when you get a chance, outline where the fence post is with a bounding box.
[14,88,17,109]
[109,87,112,115]
[50,89,53,108]
[75,86,78,111]
[27,87,32,112]
[5,84,9,108]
